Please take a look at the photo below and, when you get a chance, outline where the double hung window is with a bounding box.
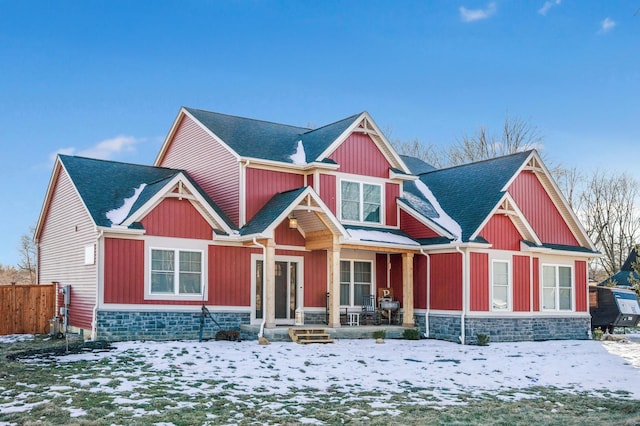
[340,260,373,306]
[492,260,510,310]
[542,265,572,311]
[151,249,203,295]
[341,180,381,224]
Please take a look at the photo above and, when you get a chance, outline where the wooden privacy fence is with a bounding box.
[0,284,56,335]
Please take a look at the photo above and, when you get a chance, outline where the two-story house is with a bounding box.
[35,107,597,343]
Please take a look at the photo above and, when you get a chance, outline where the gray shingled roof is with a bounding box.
[240,187,307,236]
[185,107,360,164]
[59,155,235,231]
[599,246,640,287]
[402,151,533,242]
[400,155,437,175]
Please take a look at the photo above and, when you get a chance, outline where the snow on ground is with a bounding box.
[51,338,640,400]
[0,335,34,344]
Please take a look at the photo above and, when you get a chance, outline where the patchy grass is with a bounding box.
[1,335,639,425]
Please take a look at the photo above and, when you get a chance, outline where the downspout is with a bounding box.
[252,237,267,339]
[455,245,466,345]
[419,248,430,338]
[91,229,104,341]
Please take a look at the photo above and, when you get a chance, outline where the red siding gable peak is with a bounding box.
[120,173,234,235]
[318,113,411,175]
[472,195,541,246]
[504,152,594,250]
[155,108,240,167]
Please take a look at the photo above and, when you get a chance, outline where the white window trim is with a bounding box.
[339,258,374,307]
[338,178,384,225]
[541,263,574,312]
[490,259,511,312]
[144,237,208,301]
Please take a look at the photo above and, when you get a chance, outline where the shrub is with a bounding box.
[403,328,420,340]
[373,330,386,340]
[593,329,604,341]
[476,333,490,346]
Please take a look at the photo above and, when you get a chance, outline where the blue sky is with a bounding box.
[0,1,638,266]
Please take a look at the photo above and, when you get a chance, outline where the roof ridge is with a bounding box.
[417,149,534,175]
[58,154,181,172]
[184,106,312,132]
[300,112,363,135]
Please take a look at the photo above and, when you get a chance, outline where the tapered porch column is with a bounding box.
[264,239,277,329]
[328,241,341,328]
[402,252,415,327]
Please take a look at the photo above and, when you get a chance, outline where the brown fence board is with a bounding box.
[0,284,56,335]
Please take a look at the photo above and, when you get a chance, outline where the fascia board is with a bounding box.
[96,226,146,236]
[397,199,456,239]
[520,244,599,258]
[35,158,63,241]
[240,156,341,172]
[37,158,98,241]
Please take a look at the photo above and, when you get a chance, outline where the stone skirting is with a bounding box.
[96,310,251,341]
[419,313,591,344]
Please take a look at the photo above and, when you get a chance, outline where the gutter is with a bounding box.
[91,229,104,341]
[252,237,267,340]
[455,245,467,345]
[419,248,430,338]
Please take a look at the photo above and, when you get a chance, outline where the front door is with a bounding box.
[253,256,302,325]
[275,261,298,323]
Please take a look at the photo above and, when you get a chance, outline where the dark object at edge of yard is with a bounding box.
[6,340,112,361]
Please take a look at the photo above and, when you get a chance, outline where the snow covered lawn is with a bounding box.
[1,336,639,424]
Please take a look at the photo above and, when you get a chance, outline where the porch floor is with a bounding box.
[240,324,410,342]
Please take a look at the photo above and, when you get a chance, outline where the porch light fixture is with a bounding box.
[288,213,298,229]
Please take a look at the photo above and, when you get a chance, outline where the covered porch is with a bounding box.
[240,324,412,342]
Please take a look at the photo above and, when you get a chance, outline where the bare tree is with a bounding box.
[553,166,583,211]
[579,172,640,278]
[447,115,543,166]
[17,226,37,284]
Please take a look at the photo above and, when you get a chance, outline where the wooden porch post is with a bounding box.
[402,252,415,327]
[328,239,341,328]
[265,239,277,329]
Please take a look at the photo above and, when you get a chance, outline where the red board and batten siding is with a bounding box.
[327,133,392,178]
[430,253,462,310]
[141,198,213,240]
[208,245,256,307]
[159,115,241,226]
[478,215,522,252]
[104,238,145,304]
[574,260,587,312]
[319,174,336,214]
[400,210,441,239]
[513,255,531,311]
[245,168,305,222]
[274,221,306,247]
[508,171,579,246]
[532,257,540,311]
[385,183,399,227]
[469,252,489,311]
[413,255,428,309]
[38,169,97,330]
[275,249,327,308]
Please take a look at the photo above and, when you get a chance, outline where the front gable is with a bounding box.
[140,197,213,240]
[508,169,580,247]
[319,113,410,176]
[123,174,234,237]
[327,132,392,178]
